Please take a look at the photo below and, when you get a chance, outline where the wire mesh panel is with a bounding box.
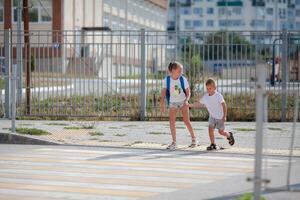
[4,29,299,120]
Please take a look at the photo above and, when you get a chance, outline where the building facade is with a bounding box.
[167,0,300,32]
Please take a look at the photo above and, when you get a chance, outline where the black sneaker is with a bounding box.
[207,143,217,151]
[227,132,235,146]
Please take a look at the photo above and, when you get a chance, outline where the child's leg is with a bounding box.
[181,105,196,140]
[208,127,215,144]
[169,107,178,143]
[219,129,235,146]
[218,129,230,138]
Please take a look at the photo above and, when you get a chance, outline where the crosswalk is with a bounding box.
[0,147,287,200]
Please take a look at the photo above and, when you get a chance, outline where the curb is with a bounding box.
[0,132,59,145]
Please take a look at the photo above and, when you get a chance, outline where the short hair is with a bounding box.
[168,61,183,72]
[205,78,216,87]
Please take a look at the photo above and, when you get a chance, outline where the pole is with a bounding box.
[286,93,299,190]
[4,0,12,118]
[4,29,11,118]
[254,66,266,200]
[281,29,288,122]
[140,29,146,121]
[17,0,23,104]
[11,54,17,133]
[23,0,31,115]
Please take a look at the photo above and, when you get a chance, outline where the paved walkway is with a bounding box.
[0,145,299,200]
[1,119,300,156]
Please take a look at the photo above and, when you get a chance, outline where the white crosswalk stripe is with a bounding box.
[0,147,287,200]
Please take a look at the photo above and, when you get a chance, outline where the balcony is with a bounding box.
[217,1,243,7]
[252,0,265,7]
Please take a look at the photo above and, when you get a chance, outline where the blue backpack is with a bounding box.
[165,75,186,105]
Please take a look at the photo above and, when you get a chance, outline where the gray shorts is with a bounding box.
[169,101,185,109]
[208,117,225,131]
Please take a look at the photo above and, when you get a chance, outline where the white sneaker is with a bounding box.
[166,142,177,150]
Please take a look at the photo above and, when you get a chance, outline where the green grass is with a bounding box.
[268,127,283,131]
[64,126,81,130]
[46,123,69,126]
[98,139,112,142]
[235,193,266,200]
[132,141,143,144]
[234,128,256,132]
[64,125,94,130]
[15,92,300,122]
[122,125,137,128]
[177,127,186,129]
[194,128,203,130]
[147,131,168,135]
[89,131,104,136]
[116,72,165,80]
[19,124,34,126]
[114,133,126,137]
[15,128,50,136]
[109,127,119,129]
[0,78,4,90]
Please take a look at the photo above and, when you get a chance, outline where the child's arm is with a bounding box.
[160,88,167,112]
[184,88,191,103]
[221,102,227,121]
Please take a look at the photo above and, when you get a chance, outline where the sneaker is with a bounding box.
[188,139,199,148]
[166,142,177,150]
[227,132,235,146]
[206,143,218,151]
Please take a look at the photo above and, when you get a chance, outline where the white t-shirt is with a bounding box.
[200,91,225,119]
[162,76,189,103]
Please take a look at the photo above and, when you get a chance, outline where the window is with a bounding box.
[232,7,242,15]
[296,9,300,16]
[281,22,287,29]
[193,20,203,27]
[13,0,52,23]
[266,8,273,15]
[288,10,295,18]
[219,20,243,27]
[207,20,214,27]
[267,21,273,30]
[207,7,214,14]
[184,20,192,29]
[297,0,300,4]
[181,8,191,15]
[279,8,286,19]
[193,7,203,15]
[252,20,265,27]
[218,8,226,15]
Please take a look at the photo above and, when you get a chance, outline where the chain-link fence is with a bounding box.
[1,29,300,121]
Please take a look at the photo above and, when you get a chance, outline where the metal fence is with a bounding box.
[1,29,300,121]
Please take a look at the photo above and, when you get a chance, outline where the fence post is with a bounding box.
[4,29,11,119]
[281,29,288,122]
[17,0,23,104]
[140,29,146,121]
[253,65,266,200]
[11,54,17,132]
[286,93,299,190]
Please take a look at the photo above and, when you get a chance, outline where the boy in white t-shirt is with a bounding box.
[189,78,235,150]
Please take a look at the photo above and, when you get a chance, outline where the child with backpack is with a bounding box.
[160,61,198,150]
[189,78,235,150]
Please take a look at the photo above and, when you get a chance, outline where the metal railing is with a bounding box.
[1,29,300,121]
